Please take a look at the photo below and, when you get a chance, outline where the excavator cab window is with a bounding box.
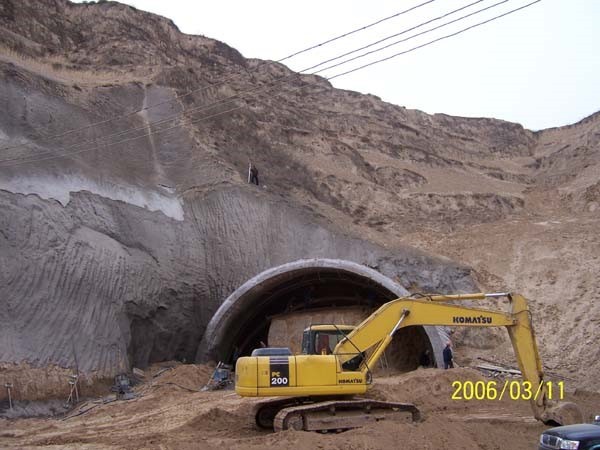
[301,329,312,354]
[316,334,331,355]
[301,326,352,355]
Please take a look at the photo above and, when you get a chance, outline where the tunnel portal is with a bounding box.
[197,259,445,371]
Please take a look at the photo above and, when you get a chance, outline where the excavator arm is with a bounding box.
[334,293,515,369]
[333,292,581,425]
[235,292,582,429]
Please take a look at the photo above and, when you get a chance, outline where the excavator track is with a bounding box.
[254,396,354,429]
[273,399,421,432]
[254,398,305,429]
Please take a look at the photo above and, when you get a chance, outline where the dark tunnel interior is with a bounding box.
[212,267,435,372]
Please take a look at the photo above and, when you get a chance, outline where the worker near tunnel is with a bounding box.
[443,340,454,369]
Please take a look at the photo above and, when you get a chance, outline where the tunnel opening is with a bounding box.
[198,259,444,371]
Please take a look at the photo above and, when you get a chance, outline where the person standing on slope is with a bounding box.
[248,163,259,186]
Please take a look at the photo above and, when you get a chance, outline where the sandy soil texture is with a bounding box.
[3,364,598,450]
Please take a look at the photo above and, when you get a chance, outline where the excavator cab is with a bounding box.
[300,324,364,370]
[300,325,354,355]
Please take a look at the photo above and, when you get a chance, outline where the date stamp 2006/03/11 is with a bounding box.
[451,380,565,401]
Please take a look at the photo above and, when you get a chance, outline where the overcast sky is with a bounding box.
[76,0,599,130]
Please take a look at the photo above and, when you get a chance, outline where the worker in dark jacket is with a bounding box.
[249,163,259,185]
[443,341,454,369]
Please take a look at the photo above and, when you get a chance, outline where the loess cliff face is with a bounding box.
[0,0,598,399]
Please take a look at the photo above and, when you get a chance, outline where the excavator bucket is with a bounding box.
[541,401,583,426]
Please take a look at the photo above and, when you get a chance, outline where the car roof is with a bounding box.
[543,424,600,440]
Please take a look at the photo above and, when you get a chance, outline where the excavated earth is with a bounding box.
[2,364,600,450]
[0,0,598,448]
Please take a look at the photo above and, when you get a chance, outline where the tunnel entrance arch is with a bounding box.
[197,259,445,369]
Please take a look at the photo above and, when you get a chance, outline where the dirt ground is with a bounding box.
[1,364,598,450]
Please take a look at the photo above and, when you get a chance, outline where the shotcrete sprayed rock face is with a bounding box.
[0,184,474,402]
[198,259,442,371]
[0,0,492,402]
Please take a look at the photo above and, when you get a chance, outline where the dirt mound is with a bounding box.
[227,416,544,450]
[369,368,485,409]
[183,407,241,431]
[149,363,215,390]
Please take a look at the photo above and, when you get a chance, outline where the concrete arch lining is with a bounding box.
[197,258,446,367]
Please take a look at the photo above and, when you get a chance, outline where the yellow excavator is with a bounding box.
[235,292,582,431]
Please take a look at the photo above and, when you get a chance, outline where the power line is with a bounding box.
[0,104,249,167]
[276,0,437,63]
[328,0,542,82]
[0,1,539,167]
[0,76,326,167]
[310,0,511,76]
[0,92,245,164]
[304,0,486,74]
[0,0,543,168]
[0,0,436,153]
[0,0,504,165]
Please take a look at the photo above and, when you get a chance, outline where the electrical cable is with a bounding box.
[0,92,249,164]
[0,1,471,163]
[0,103,248,166]
[0,0,509,165]
[275,0,437,64]
[0,0,539,167]
[328,0,542,82]
[0,0,437,153]
[309,0,511,76]
[0,0,542,167]
[303,0,486,74]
